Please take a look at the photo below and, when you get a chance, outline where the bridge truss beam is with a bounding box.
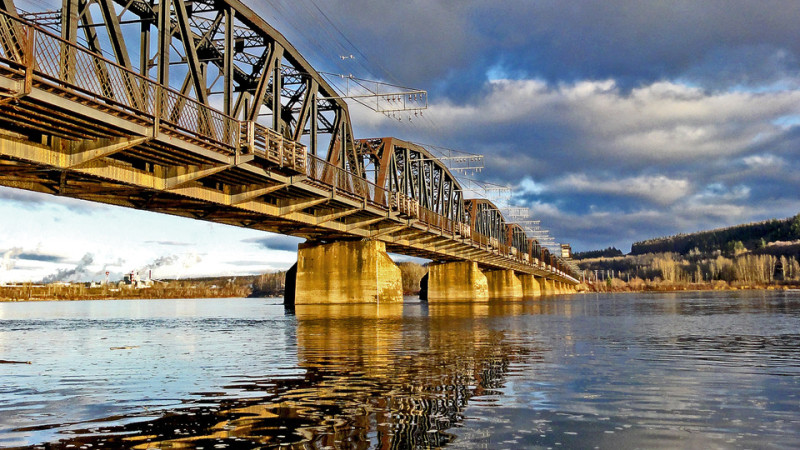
[48,0,362,173]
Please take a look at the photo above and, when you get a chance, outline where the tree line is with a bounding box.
[573,247,624,260]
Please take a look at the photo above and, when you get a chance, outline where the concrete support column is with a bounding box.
[519,274,541,298]
[544,278,557,295]
[293,240,402,305]
[535,276,547,295]
[485,269,523,300]
[428,261,489,302]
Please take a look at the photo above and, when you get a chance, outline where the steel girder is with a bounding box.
[542,247,550,264]
[52,0,360,173]
[465,198,507,245]
[528,238,542,261]
[357,137,465,224]
[507,223,528,254]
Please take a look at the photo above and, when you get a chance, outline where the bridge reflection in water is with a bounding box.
[40,303,555,449]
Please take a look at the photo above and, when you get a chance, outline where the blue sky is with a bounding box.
[3,0,800,282]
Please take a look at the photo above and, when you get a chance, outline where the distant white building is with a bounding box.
[123,271,153,289]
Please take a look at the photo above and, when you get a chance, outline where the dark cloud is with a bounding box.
[145,240,192,247]
[243,235,303,252]
[0,188,49,206]
[18,252,68,263]
[301,0,800,97]
[2,249,67,273]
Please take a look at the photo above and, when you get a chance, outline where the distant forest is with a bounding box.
[573,247,624,260]
[630,214,800,256]
[574,213,800,288]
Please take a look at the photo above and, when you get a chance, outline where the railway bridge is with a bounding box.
[0,0,578,303]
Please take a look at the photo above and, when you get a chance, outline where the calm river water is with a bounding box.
[1,291,799,449]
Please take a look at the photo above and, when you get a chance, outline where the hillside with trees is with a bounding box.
[630,214,800,256]
[576,213,800,291]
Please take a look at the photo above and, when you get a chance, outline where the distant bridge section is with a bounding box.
[0,0,578,303]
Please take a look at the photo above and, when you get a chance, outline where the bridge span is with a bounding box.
[0,0,578,303]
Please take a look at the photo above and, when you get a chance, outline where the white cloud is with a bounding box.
[548,174,692,205]
[424,78,800,164]
[516,177,545,195]
[741,153,785,169]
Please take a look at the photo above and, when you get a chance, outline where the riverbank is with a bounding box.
[581,278,800,293]
[0,282,252,302]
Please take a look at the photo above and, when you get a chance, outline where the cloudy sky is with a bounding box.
[3,0,800,282]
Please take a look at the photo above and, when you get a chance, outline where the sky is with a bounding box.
[3,0,800,282]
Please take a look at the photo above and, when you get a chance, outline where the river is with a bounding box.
[1,291,799,448]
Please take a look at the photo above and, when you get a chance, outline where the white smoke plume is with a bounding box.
[181,253,203,269]
[136,255,179,279]
[41,253,94,284]
[1,247,23,271]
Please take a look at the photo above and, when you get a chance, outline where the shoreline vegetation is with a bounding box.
[580,278,800,294]
[0,263,430,302]
[4,214,799,302]
[576,213,800,294]
[3,259,798,302]
[0,279,253,302]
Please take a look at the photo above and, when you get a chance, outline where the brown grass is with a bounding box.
[0,281,251,302]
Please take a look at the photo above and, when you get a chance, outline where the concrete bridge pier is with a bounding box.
[519,274,541,298]
[535,276,548,295]
[427,261,489,302]
[537,277,557,295]
[485,270,523,300]
[548,279,560,294]
[289,240,403,305]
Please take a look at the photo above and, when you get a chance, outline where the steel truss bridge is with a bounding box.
[0,0,578,284]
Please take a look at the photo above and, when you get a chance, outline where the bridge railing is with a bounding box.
[0,13,30,74]
[0,11,239,150]
[306,153,393,209]
[243,122,307,172]
[159,87,239,149]
[418,206,456,234]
